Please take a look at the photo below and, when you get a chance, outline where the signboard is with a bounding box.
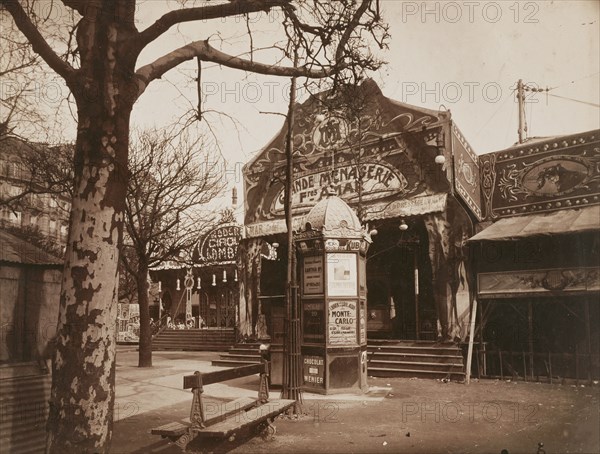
[480,130,600,219]
[303,255,324,295]
[303,355,325,388]
[303,302,325,343]
[477,267,600,298]
[328,301,357,346]
[199,223,241,264]
[453,125,483,221]
[327,253,357,297]
[271,163,408,213]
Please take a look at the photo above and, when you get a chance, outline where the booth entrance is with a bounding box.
[365,219,437,341]
[198,287,236,329]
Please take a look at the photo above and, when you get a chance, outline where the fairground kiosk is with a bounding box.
[240,80,483,385]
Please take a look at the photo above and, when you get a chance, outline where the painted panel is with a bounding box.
[453,125,483,220]
[479,130,600,219]
[477,266,600,298]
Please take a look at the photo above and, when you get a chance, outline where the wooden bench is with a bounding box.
[151,357,295,451]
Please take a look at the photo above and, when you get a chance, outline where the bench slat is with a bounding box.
[195,399,296,438]
[183,364,266,389]
[203,397,258,427]
[151,421,188,437]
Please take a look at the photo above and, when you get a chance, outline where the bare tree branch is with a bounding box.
[1,0,75,83]
[135,0,292,50]
[135,39,336,97]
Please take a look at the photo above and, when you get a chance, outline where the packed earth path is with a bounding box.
[112,349,599,454]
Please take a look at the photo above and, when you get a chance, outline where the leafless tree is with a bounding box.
[1,1,388,451]
[0,137,73,211]
[122,128,224,368]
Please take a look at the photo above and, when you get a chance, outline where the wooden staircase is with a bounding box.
[152,329,235,351]
[367,340,465,380]
[0,363,52,454]
[211,343,262,367]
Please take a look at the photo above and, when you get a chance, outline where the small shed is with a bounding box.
[0,230,62,452]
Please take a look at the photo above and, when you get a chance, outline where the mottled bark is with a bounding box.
[45,7,138,452]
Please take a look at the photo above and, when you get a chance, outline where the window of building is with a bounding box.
[30,215,38,226]
[49,219,57,233]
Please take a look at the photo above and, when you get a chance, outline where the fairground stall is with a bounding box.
[468,129,600,382]
[150,214,242,351]
[236,80,484,384]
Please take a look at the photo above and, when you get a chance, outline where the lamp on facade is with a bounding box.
[197,277,201,289]
[234,269,238,282]
[158,281,162,292]
[212,274,216,286]
[399,218,408,231]
[223,269,227,283]
[435,130,446,165]
[176,278,181,291]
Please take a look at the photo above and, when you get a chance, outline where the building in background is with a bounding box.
[0,136,71,246]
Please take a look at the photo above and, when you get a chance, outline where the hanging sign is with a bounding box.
[328,301,357,346]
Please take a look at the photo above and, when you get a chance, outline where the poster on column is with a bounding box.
[303,255,324,294]
[328,301,357,346]
[327,253,358,297]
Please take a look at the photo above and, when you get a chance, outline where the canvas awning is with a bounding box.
[468,205,600,242]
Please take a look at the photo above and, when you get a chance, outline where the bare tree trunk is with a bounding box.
[137,259,152,367]
[46,106,131,453]
[45,10,137,447]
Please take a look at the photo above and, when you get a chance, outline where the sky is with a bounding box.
[125,0,600,216]
[5,1,599,216]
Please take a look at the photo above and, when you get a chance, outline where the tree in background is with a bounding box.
[1,1,387,451]
[122,128,224,368]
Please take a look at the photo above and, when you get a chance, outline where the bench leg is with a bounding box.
[174,429,193,451]
[257,417,277,441]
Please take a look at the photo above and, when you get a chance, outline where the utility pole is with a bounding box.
[517,79,527,144]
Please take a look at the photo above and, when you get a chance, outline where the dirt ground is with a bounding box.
[111,349,599,454]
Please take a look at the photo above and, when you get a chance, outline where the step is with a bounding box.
[227,348,263,355]
[219,354,261,362]
[367,345,461,356]
[368,359,463,372]
[368,367,465,380]
[211,359,261,368]
[367,352,464,363]
[368,339,455,346]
